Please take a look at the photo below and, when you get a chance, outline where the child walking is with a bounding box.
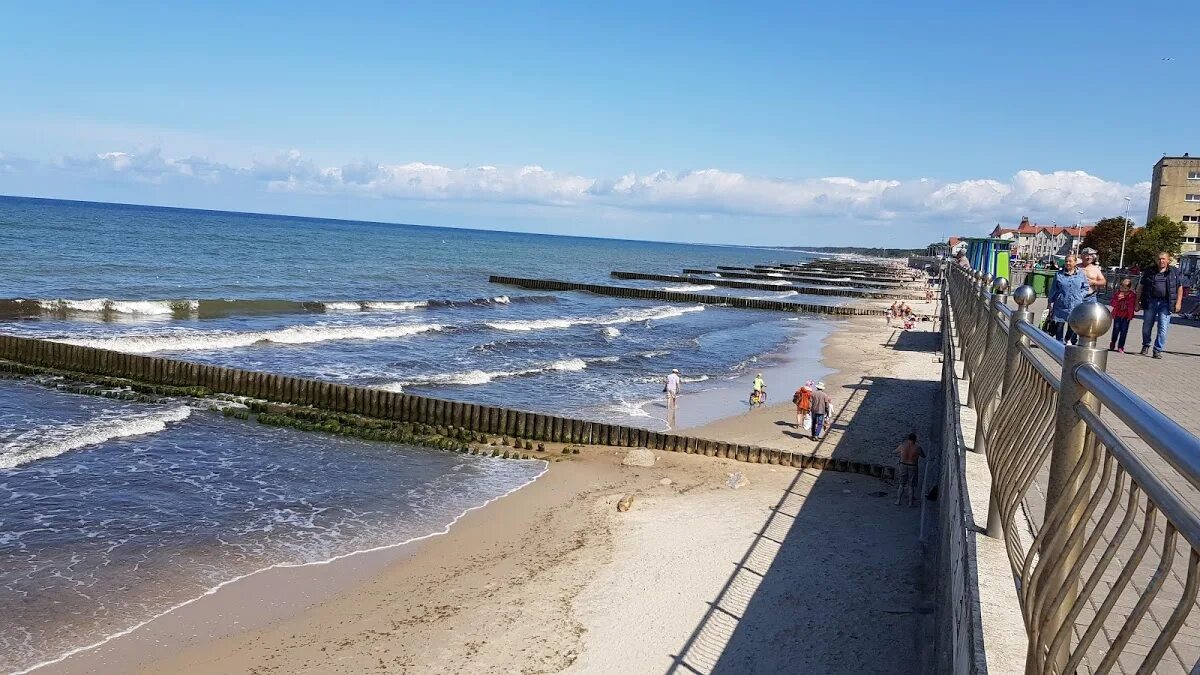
[1109,279,1137,353]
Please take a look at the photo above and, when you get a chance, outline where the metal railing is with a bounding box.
[935,285,988,674]
[946,262,1200,674]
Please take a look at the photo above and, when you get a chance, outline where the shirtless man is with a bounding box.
[1079,247,1107,299]
[895,433,926,506]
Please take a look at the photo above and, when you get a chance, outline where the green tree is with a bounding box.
[1127,215,1184,268]
[1080,217,1132,267]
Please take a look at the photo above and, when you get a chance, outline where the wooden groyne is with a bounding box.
[609,271,922,300]
[676,268,903,289]
[754,265,911,283]
[488,276,886,316]
[0,334,893,478]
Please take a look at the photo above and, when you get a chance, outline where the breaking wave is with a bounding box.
[56,323,445,354]
[662,284,716,292]
[0,407,192,469]
[485,305,704,332]
[379,356,617,390]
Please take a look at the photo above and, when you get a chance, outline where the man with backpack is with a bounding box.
[792,380,813,431]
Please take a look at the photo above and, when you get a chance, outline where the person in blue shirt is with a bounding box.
[1047,254,1091,345]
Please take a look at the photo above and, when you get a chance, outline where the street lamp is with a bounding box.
[1118,196,1132,269]
[1076,210,1085,254]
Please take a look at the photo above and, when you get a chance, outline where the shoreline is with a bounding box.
[17,318,838,674]
[29,307,935,674]
[18,459,550,675]
[637,317,837,432]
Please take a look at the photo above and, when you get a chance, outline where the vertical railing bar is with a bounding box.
[1095,521,1178,673]
[1136,548,1200,675]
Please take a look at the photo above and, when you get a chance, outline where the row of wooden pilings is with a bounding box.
[488,276,887,316]
[0,334,894,479]
[762,263,915,282]
[680,268,905,288]
[609,271,923,300]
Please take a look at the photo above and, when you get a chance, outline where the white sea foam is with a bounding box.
[602,327,621,338]
[322,302,364,312]
[361,301,429,311]
[0,407,192,469]
[662,284,716,292]
[378,357,596,390]
[490,295,510,305]
[484,305,704,332]
[39,299,190,315]
[757,279,793,286]
[57,323,444,354]
[750,290,799,300]
[682,374,710,383]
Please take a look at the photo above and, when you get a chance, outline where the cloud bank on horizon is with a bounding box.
[1,147,1150,245]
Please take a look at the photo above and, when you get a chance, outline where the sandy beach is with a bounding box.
[41,309,938,675]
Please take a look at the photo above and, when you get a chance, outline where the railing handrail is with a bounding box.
[1074,364,1200,493]
[944,260,1200,673]
[1016,320,1066,362]
[951,261,1200,491]
[1075,404,1200,551]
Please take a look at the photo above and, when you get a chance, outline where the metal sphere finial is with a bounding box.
[1068,301,1112,340]
[1012,285,1036,307]
[992,276,1009,294]
[982,273,993,287]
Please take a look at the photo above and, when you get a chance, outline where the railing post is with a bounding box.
[972,276,1007,456]
[957,269,977,357]
[1038,301,1112,671]
[985,283,1034,538]
[966,273,991,408]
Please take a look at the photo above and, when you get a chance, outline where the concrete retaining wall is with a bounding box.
[0,333,894,478]
[488,276,887,316]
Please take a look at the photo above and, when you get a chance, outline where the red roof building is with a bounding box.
[990,217,1094,259]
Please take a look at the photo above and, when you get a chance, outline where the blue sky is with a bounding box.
[1,1,1195,246]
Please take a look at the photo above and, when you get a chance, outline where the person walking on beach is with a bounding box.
[1140,251,1185,359]
[809,382,831,441]
[1047,254,1090,345]
[894,433,925,507]
[792,380,813,431]
[1079,247,1107,298]
[1109,278,1137,353]
[665,368,681,427]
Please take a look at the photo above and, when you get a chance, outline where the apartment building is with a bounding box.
[1147,154,1200,252]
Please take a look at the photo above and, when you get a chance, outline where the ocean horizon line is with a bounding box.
[0,193,852,251]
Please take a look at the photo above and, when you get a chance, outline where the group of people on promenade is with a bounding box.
[1047,248,1185,358]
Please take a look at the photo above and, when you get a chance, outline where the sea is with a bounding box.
[0,196,845,672]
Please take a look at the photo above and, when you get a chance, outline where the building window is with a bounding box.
[1189,171,1200,180]
[1188,194,1200,202]
[1184,215,1200,223]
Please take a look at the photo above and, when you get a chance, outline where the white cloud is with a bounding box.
[10,147,1151,230]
